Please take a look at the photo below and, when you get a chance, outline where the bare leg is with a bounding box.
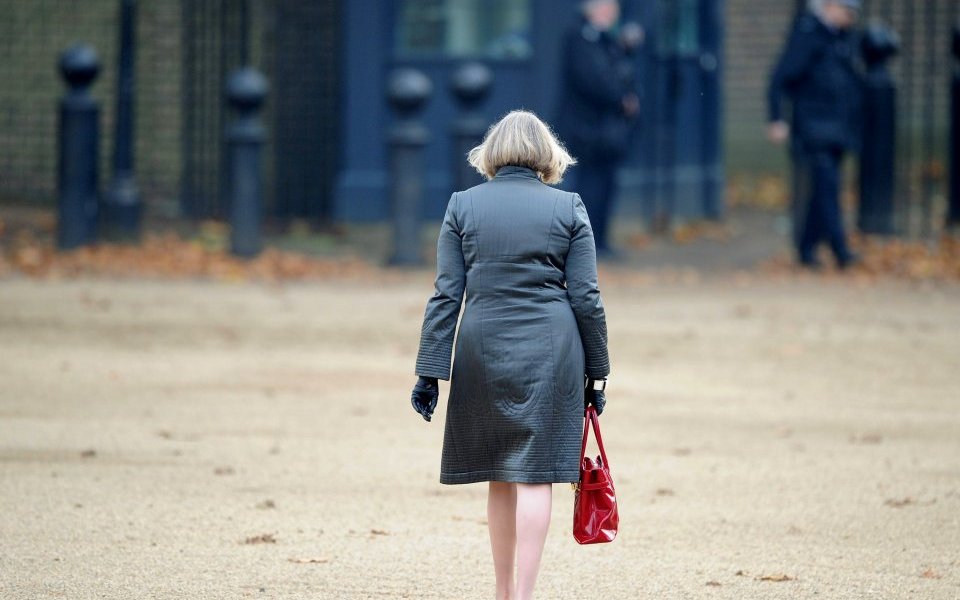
[487,481,517,600]
[515,483,552,600]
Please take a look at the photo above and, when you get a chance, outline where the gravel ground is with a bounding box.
[0,274,958,599]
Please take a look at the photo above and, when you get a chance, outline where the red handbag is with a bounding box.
[572,404,619,544]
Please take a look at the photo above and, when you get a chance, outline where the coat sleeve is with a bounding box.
[564,193,610,379]
[767,17,821,122]
[415,193,466,381]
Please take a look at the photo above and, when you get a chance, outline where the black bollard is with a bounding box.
[57,44,101,250]
[949,26,960,227]
[858,24,899,235]
[103,0,141,242]
[449,62,493,192]
[225,67,268,258]
[386,68,432,267]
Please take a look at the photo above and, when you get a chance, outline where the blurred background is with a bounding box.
[0,0,957,271]
[2,2,960,598]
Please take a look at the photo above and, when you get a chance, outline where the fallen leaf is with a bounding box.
[1,227,380,282]
[288,557,329,564]
[705,580,721,587]
[920,568,942,579]
[759,233,960,282]
[624,232,651,250]
[243,533,276,545]
[369,529,389,536]
[756,573,794,582]
[885,497,915,508]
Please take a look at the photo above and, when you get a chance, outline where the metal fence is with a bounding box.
[0,0,955,236]
[791,0,958,238]
[180,0,341,222]
[0,0,182,206]
[862,0,959,237]
[0,0,340,224]
[180,0,248,220]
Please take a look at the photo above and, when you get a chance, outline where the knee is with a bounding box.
[516,482,553,496]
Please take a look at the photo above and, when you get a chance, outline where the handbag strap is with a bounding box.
[580,405,611,468]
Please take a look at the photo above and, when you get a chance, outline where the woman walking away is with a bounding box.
[410,110,611,600]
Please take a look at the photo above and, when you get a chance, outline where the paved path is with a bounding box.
[1,275,958,599]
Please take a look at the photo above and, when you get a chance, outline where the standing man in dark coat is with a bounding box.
[556,0,640,260]
[767,0,863,269]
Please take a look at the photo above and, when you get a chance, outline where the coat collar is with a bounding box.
[494,165,539,180]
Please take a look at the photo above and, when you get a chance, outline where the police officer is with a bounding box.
[767,0,863,269]
[556,0,640,260]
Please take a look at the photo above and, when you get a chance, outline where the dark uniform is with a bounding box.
[768,10,863,267]
[556,18,638,256]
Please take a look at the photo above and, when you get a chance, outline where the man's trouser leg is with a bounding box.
[790,146,813,261]
[797,145,831,264]
[813,148,852,263]
[577,160,615,252]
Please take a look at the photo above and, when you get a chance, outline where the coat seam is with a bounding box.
[447,190,466,467]
[467,188,491,422]
[546,190,562,473]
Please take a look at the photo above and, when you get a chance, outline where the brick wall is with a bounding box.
[0,0,955,209]
[0,0,182,206]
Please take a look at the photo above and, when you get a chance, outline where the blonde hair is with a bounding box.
[467,110,576,185]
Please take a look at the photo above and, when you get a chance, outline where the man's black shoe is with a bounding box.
[799,257,823,270]
[837,252,862,270]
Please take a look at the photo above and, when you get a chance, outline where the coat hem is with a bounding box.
[440,468,580,485]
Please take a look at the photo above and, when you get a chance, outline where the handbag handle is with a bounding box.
[580,405,610,469]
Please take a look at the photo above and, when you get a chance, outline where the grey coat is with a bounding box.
[415,165,610,485]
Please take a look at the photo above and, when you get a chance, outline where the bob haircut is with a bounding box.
[467,110,576,185]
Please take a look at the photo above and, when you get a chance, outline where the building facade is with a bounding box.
[0,0,954,227]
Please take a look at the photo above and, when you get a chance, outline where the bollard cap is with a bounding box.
[861,23,899,67]
[450,62,493,108]
[59,44,100,89]
[387,68,432,115]
[226,67,269,112]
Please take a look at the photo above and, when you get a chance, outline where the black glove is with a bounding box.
[584,381,606,416]
[411,376,439,422]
